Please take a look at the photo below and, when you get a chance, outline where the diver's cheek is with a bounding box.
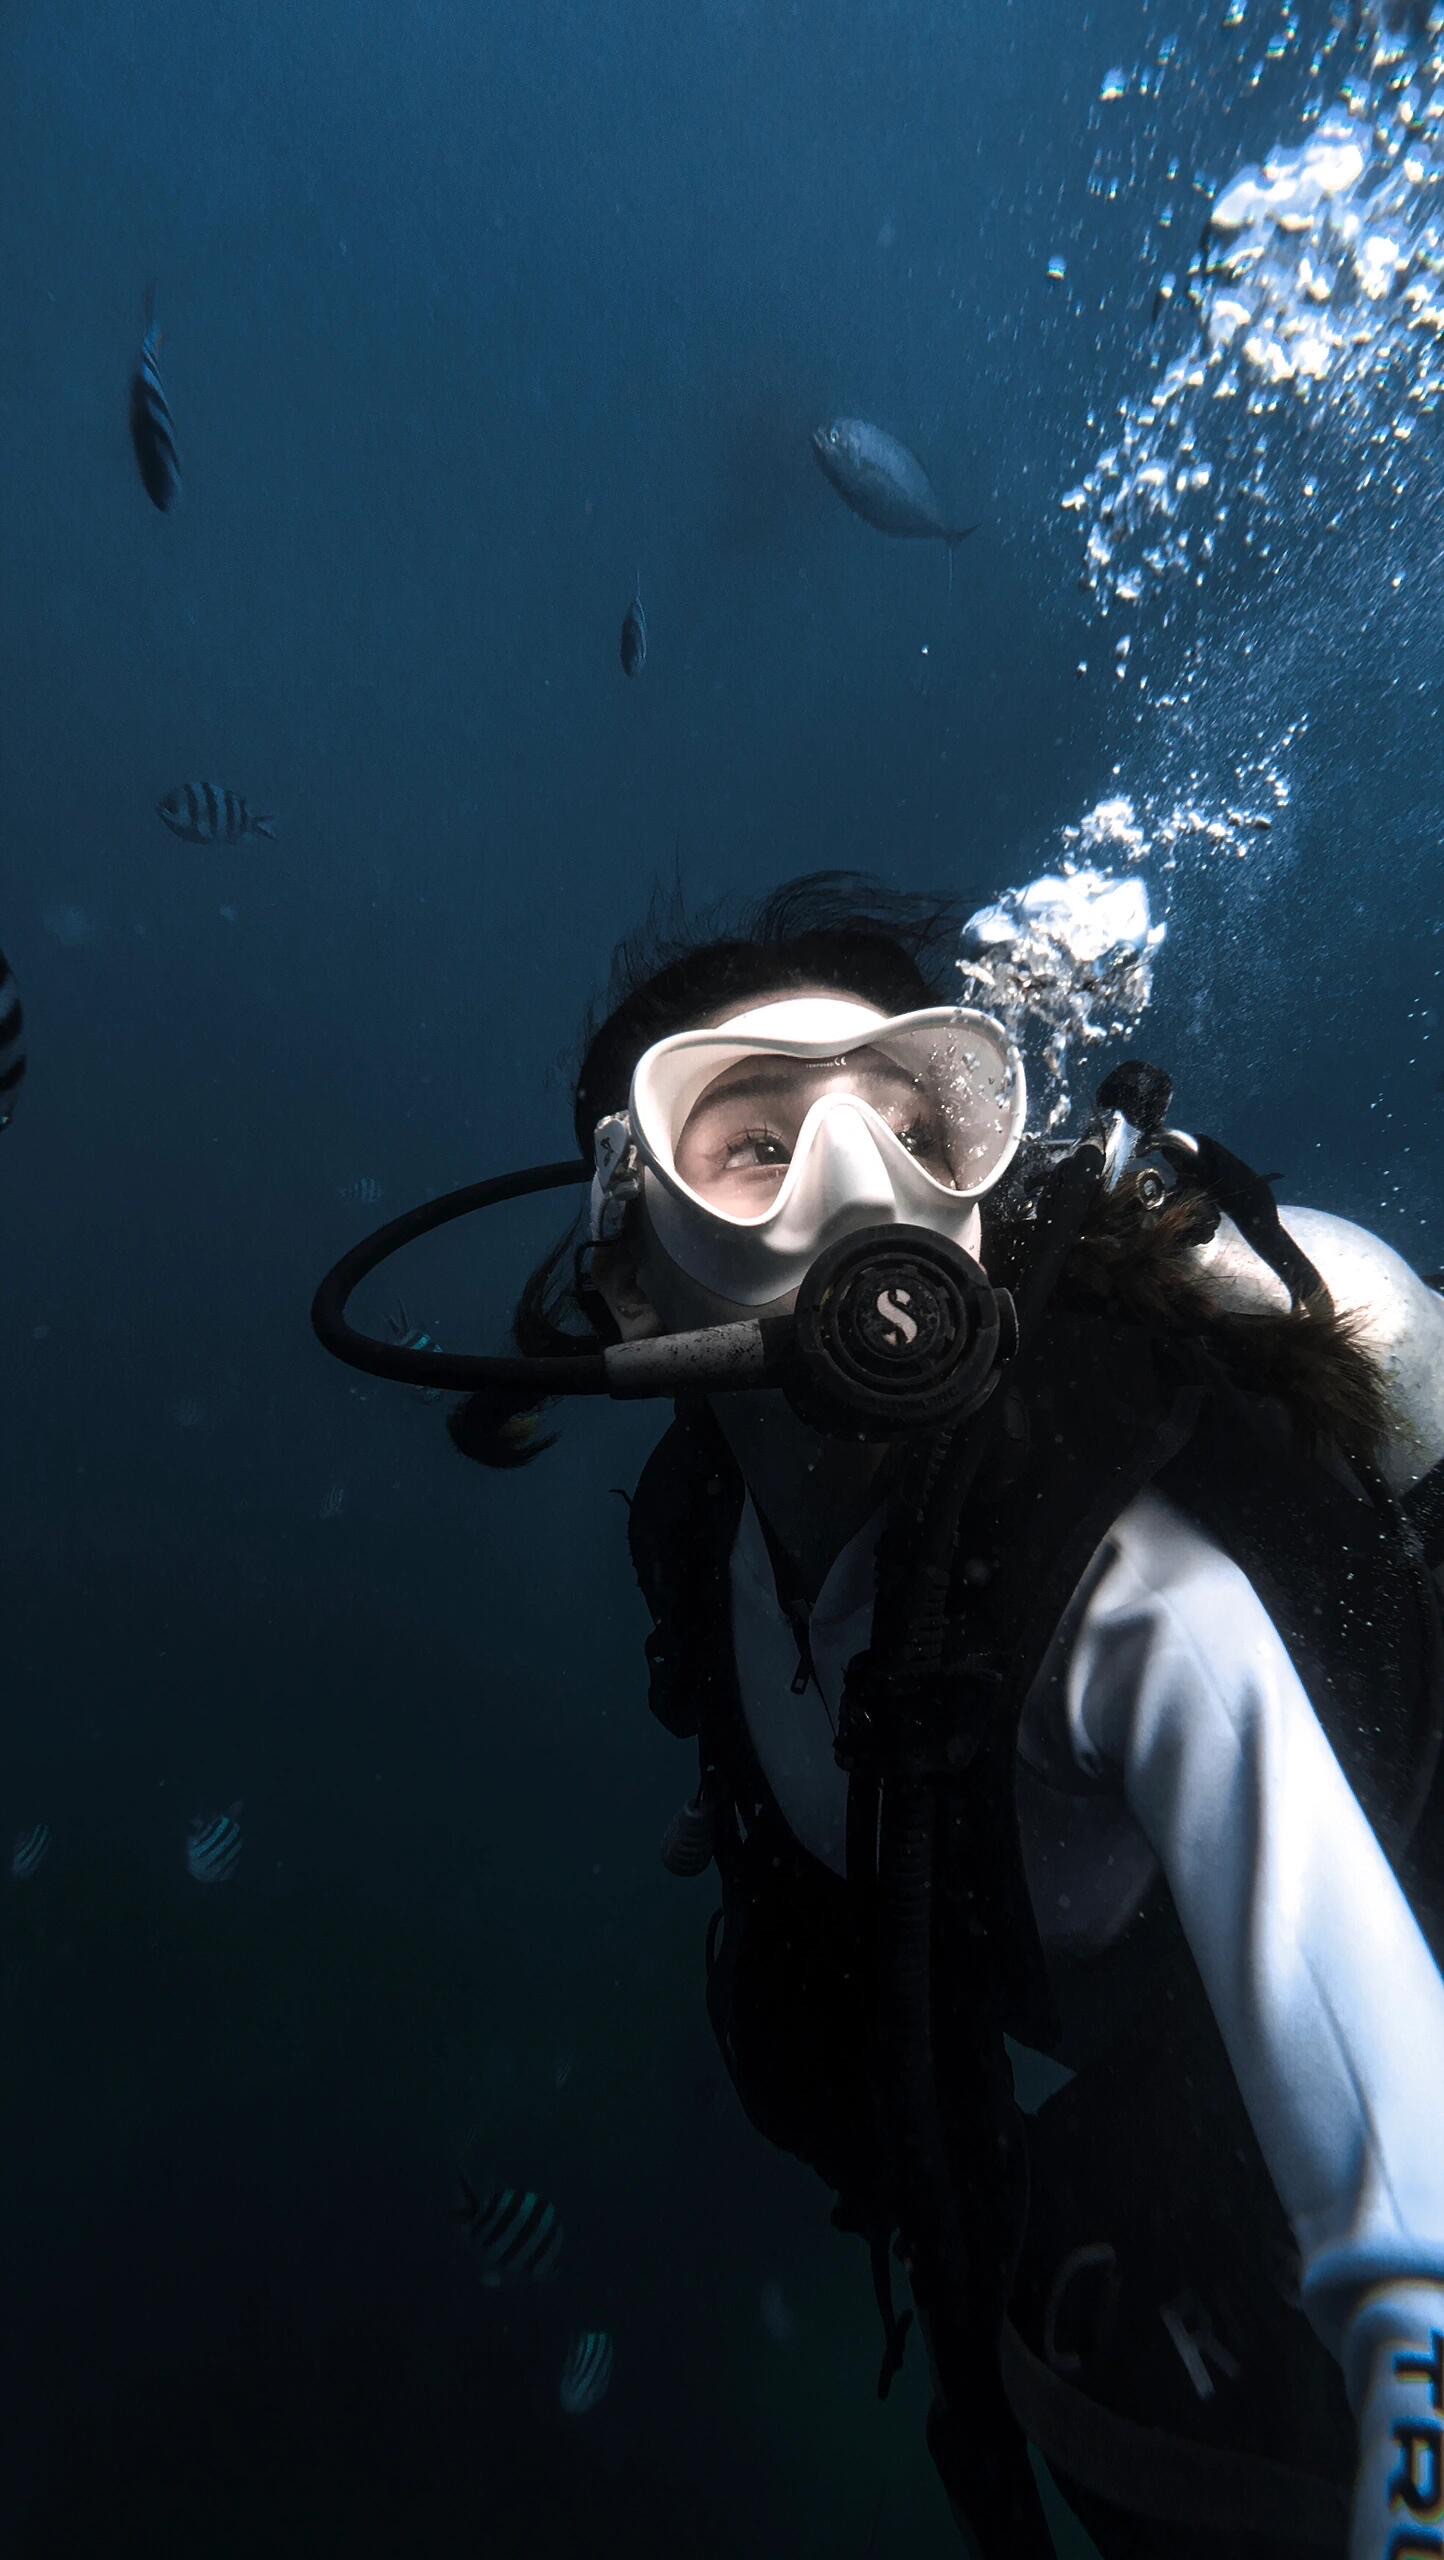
[638,1222,799,1331]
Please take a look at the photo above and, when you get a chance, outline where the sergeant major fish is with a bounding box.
[11,1823,51,1882]
[452,2178,564,2286]
[158,785,278,847]
[559,2330,614,2416]
[0,944,25,1133]
[811,417,977,554]
[387,1303,445,1404]
[186,1803,242,1884]
[130,288,181,513]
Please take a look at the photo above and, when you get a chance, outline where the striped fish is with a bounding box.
[158,784,278,847]
[452,2178,564,2286]
[559,2330,614,2417]
[387,1302,444,1404]
[11,1823,52,1883]
[130,287,181,512]
[0,944,25,1133]
[619,576,646,678]
[187,1803,243,1884]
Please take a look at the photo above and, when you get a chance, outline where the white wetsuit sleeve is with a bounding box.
[1064,1488,1444,2473]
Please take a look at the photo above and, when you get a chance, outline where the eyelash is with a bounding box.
[722,1123,788,1164]
[720,1115,937,1166]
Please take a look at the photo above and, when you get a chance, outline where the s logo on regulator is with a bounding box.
[875,1287,919,1348]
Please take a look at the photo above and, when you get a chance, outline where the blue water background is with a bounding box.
[1,2,1440,2551]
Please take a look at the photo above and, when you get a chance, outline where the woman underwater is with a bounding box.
[333,873,1444,2557]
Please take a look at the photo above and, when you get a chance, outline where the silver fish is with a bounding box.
[0,944,25,1133]
[158,785,277,847]
[811,417,976,547]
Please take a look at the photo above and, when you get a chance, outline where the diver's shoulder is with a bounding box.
[1190,1204,1444,1491]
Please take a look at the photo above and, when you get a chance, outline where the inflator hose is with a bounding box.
[870,1143,1107,2555]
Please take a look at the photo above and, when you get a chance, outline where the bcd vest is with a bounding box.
[627,1293,1444,2553]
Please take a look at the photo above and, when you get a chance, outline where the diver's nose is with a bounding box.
[801,1098,900,1222]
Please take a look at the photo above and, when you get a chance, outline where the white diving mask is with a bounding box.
[589,994,1028,1307]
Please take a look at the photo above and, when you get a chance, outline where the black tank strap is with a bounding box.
[998,2317,1348,2547]
[1171,1133,1329,1313]
[864,2224,914,2400]
[1404,1455,1444,1571]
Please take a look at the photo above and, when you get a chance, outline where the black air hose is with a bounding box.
[867,1142,1108,2554]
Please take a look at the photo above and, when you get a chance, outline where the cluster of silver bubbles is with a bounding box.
[959,840,1167,1126]
[1065,0,1444,638]
[968,6,1444,1116]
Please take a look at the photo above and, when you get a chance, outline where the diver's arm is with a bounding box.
[1065,1490,1444,2554]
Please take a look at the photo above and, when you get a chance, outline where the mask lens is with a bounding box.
[662,1015,1022,1225]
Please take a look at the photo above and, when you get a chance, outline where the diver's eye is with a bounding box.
[721,1127,791,1172]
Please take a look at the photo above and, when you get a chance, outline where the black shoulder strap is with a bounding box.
[626,1402,744,1742]
[1406,1269,1444,1567]
[952,1308,1209,1729]
[1405,1454,1444,1571]
[997,2318,1348,2546]
[1176,1133,1329,1312]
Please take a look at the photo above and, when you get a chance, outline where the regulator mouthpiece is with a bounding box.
[785,1226,1017,1437]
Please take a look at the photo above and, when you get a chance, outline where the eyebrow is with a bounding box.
[690,1056,924,1116]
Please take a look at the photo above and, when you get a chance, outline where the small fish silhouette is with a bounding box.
[387,1302,444,1402]
[158,786,277,847]
[11,1823,52,1882]
[559,2329,614,2416]
[186,1803,242,1884]
[619,577,647,677]
[453,2178,564,2286]
[130,286,181,512]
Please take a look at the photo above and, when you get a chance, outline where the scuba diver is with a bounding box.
[313,874,1444,2558]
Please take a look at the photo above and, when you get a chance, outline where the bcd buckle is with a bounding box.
[835,1647,1007,1780]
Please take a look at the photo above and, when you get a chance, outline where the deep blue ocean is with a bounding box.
[2,2,1441,2552]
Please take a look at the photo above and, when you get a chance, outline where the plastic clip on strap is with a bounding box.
[835,1646,1006,1782]
[1163,1131,1331,1317]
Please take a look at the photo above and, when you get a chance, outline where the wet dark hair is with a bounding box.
[450,867,1395,1477]
[449,870,969,1466]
